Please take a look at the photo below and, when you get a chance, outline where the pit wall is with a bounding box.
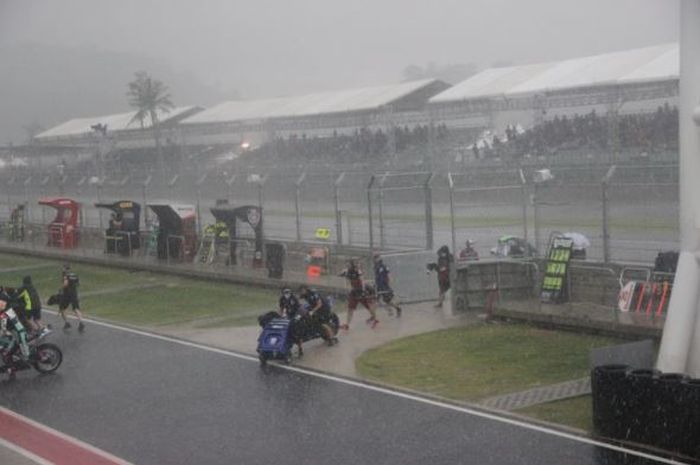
[452,259,668,339]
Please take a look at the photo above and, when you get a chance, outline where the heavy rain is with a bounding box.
[0,1,698,464]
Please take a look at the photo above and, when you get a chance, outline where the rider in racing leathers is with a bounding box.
[0,289,30,375]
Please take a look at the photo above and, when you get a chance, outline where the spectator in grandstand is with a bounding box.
[502,105,678,160]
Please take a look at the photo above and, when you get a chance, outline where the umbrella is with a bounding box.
[562,232,590,250]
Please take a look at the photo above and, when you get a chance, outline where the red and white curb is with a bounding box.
[0,406,132,465]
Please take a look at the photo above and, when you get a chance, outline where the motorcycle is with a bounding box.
[0,309,63,376]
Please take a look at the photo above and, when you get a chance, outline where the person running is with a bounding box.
[17,276,49,334]
[339,259,378,330]
[59,265,85,332]
[373,254,402,317]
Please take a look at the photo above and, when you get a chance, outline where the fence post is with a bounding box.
[96,180,103,231]
[367,175,376,253]
[23,176,31,224]
[424,172,434,251]
[448,172,457,257]
[168,174,179,203]
[378,173,387,251]
[257,176,267,211]
[602,165,616,263]
[195,173,207,238]
[142,175,151,227]
[225,175,235,204]
[334,172,345,246]
[295,172,306,242]
[7,177,15,214]
[519,169,528,243]
[533,182,540,256]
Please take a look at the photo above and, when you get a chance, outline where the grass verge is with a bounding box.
[0,252,276,327]
[356,323,625,431]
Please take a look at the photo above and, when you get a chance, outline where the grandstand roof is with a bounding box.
[181,79,445,125]
[429,43,678,104]
[35,106,200,140]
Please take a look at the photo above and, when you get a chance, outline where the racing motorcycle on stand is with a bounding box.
[0,307,63,376]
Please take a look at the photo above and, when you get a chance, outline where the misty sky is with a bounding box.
[1,0,679,99]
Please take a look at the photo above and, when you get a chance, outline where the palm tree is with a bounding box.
[126,71,174,172]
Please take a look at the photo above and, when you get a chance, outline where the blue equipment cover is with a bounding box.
[257,318,292,357]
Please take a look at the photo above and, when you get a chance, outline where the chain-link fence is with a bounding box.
[0,163,682,275]
[529,163,679,264]
[447,169,528,261]
[367,172,433,252]
[607,164,678,264]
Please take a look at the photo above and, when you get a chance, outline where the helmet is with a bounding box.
[281,288,292,296]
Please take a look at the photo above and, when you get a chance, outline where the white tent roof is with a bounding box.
[430,43,678,104]
[36,106,198,140]
[182,79,440,125]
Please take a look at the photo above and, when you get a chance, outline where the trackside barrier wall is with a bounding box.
[452,260,537,313]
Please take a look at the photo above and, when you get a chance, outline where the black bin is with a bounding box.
[625,368,660,444]
[591,364,630,439]
[265,242,286,279]
[679,379,700,459]
[653,373,689,453]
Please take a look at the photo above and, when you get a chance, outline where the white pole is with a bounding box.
[657,0,700,376]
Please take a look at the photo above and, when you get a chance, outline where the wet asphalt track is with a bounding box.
[0,315,683,465]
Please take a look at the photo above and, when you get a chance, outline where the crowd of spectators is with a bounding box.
[238,124,450,167]
[483,105,678,160]
[7,106,680,183]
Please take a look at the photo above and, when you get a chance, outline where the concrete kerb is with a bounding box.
[491,307,663,340]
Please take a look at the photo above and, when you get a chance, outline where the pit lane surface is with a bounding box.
[0,316,682,465]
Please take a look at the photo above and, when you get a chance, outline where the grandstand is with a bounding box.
[428,43,678,131]
[33,106,203,149]
[178,78,450,146]
[15,43,680,177]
